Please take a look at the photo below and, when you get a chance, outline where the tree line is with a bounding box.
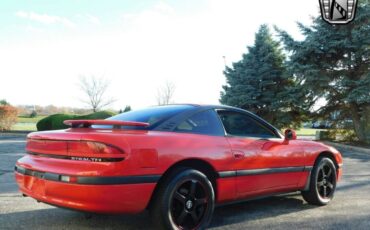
[220,0,370,143]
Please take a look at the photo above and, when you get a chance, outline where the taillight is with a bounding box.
[27,139,68,155]
[26,139,124,161]
[67,141,123,155]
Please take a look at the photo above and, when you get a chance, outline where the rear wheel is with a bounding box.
[150,168,215,230]
[302,157,337,205]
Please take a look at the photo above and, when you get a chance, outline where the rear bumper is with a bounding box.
[14,165,157,214]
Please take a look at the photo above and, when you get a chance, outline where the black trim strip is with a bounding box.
[27,152,124,162]
[237,166,305,176]
[303,166,313,171]
[15,165,160,185]
[218,166,312,178]
[77,175,160,185]
[218,171,236,178]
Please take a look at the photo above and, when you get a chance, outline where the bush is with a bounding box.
[78,111,115,120]
[36,110,115,131]
[30,110,37,118]
[327,129,358,142]
[36,114,76,131]
[0,105,18,131]
[315,130,334,141]
[0,99,9,106]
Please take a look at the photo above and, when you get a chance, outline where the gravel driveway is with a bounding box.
[1,134,369,229]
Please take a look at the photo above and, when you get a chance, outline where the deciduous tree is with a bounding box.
[78,75,115,112]
[0,105,18,131]
[156,81,176,105]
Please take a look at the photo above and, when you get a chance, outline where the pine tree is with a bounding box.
[220,24,300,128]
[276,0,370,142]
[123,105,132,112]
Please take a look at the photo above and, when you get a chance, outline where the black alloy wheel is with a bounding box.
[151,168,214,230]
[170,179,209,229]
[302,157,337,205]
[316,163,336,200]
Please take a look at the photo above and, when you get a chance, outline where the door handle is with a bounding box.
[232,150,245,159]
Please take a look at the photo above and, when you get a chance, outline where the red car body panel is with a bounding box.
[15,106,343,214]
[15,172,155,213]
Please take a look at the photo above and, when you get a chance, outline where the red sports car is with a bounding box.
[15,104,343,229]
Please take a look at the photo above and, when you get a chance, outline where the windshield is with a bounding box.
[93,105,194,130]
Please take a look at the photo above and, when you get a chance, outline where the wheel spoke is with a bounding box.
[317,180,324,187]
[176,210,188,225]
[323,186,327,197]
[174,191,186,204]
[190,210,199,225]
[171,178,210,228]
[189,180,197,196]
[327,182,334,189]
[195,198,207,206]
[320,168,326,177]
[326,168,332,178]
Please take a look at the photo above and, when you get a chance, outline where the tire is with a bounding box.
[150,168,215,230]
[302,157,337,205]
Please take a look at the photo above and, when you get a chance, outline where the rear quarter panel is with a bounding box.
[121,131,234,174]
[27,129,234,176]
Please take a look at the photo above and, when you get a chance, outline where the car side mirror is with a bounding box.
[284,129,297,140]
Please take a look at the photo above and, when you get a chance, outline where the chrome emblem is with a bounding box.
[185,200,193,210]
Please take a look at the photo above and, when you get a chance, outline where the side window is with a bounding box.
[175,110,224,136]
[217,110,277,138]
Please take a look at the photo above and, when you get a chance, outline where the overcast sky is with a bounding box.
[0,0,319,110]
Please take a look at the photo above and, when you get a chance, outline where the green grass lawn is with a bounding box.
[295,128,326,136]
[17,115,46,123]
[11,122,37,131]
[10,115,46,131]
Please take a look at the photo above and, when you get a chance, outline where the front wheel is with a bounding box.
[150,168,215,230]
[302,157,337,205]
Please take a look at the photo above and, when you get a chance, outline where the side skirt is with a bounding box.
[218,166,313,178]
[215,191,301,208]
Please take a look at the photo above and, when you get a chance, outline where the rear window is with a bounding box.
[94,105,194,130]
[175,110,224,136]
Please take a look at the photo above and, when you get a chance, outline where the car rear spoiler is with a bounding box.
[63,120,150,128]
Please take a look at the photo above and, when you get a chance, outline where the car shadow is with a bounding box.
[0,193,317,230]
[210,193,316,228]
[0,206,152,230]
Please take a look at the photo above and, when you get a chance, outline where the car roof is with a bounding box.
[160,104,283,138]
[161,103,241,110]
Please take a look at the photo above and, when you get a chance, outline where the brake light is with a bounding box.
[67,141,123,155]
[26,139,124,161]
[27,139,68,155]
